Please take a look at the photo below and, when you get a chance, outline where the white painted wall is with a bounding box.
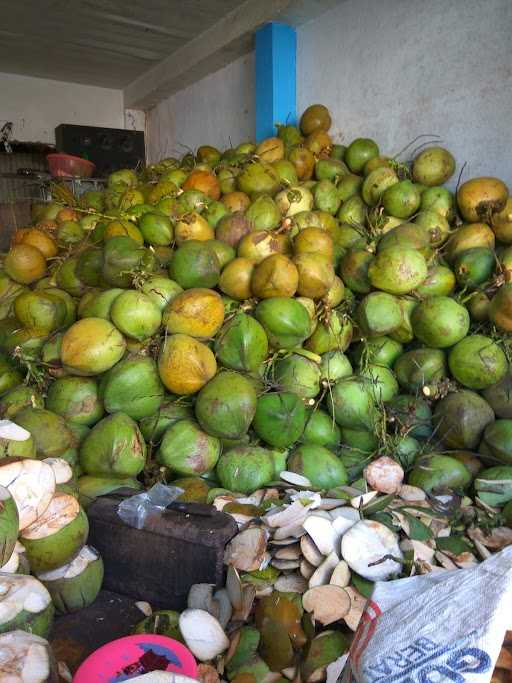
[146,54,254,163]
[0,72,125,144]
[297,0,512,187]
[146,0,511,186]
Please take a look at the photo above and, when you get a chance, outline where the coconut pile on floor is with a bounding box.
[1,103,512,678]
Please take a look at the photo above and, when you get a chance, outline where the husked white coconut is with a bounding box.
[0,459,55,531]
[0,630,57,683]
[341,520,403,581]
[42,459,73,485]
[179,608,229,661]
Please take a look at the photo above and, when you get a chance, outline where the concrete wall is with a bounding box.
[0,72,125,144]
[296,0,512,187]
[146,54,254,163]
[146,0,511,186]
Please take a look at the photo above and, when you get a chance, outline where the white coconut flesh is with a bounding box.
[21,494,80,541]
[42,459,73,485]
[0,420,31,442]
[0,630,54,683]
[341,520,403,581]
[0,460,55,531]
[0,575,51,624]
[37,546,99,582]
[0,542,26,574]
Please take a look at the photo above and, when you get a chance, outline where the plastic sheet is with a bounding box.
[117,483,184,530]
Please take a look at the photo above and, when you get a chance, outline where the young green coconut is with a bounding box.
[0,484,19,567]
[0,630,59,683]
[36,545,103,614]
[0,574,54,637]
[0,541,30,574]
[19,493,89,574]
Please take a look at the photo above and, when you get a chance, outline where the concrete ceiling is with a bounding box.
[1,0,339,108]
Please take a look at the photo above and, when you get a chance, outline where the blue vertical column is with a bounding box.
[255,22,297,141]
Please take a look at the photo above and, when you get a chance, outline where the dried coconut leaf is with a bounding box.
[467,526,512,550]
[435,551,458,570]
[343,586,366,632]
[400,539,435,563]
[300,535,324,568]
[350,491,378,508]
[309,552,339,589]
[224,528,268,572]
[226,566,243,611]
[302,586,351,626]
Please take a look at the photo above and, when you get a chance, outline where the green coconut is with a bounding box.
[253,393,307,448]
[394,348,447,392]
[342,427,378,452]
[356,292,403,337]
[36,545,103,614]
[345,138,379,173]
[432,390,494,449]
[100,356,164,420]
[412,147,455,186]
[195,371,257,439]
[133,610,183,641]
[411,297,470,348]
[454,248,495,289]
[215,314,269,373]
[61,317,126,375]
[359,364,399,402]
[339,250,373,294]
[0,485,18,567]
[139,400,194,442]
[369,247,427,295]
[302,409,341,448]
[274,354,321,399]
[237,162,280,198]
[76,248,104,287]
[288,444,347,489]
[481,420,512,464]
[387,394,433,440]
[305,311,353,354]
[102,236,156,288]
[78,475,141,509]
[327,378,378,431]
[0,433,37,459]
[415,265,456,298]
[319,350,353,383]
[448,335,507,390]
[14,407,74,458]
[140,276,183,311]
[20,493,88,573]
[78,288,123,320]
[420,186,455,220]
[0,540,29,574]
[13,290,66,333]
[382,180,422,219]
[352,336,403,368]
[216,446,275,494]
[80,412,146,476]
[408,454,472,492]
[255,298,311,349]
[110,290,162,341]
[45,376,104,425]
[475,466,512,506]
[157,419,221,475]
[483,372,512,418]
[169,240,221,289]
[0,574,54,637]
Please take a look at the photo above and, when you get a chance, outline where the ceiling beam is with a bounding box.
[124,0,340,110]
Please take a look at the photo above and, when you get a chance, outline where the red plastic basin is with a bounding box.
[47,153,96,178]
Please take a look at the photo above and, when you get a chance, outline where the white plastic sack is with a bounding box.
[343,546,512,683]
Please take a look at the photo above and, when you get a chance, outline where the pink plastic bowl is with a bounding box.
[72,634,198,682]
[47,153,96,178]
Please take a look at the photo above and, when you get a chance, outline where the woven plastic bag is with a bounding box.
[342,546,512,683]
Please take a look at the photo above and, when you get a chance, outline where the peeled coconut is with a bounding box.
[179,608,229,661]
[0,630,59,683]
[19,493,89,574]
[341,520,403,581]
[1,541,30,574]
[0,485,19,567]
[36,545,103,613]
[0,574,54,637]
[0,458,55,531]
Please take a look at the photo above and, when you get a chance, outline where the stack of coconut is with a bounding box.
[1,102,512,680]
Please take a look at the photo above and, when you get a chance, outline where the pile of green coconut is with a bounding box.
[1,103,512,681]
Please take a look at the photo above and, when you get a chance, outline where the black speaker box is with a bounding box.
[55,124,145,177]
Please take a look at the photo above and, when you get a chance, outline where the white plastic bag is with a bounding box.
[343,546,512,683]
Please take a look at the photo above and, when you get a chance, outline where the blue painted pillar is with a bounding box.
[255,22,297,141]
